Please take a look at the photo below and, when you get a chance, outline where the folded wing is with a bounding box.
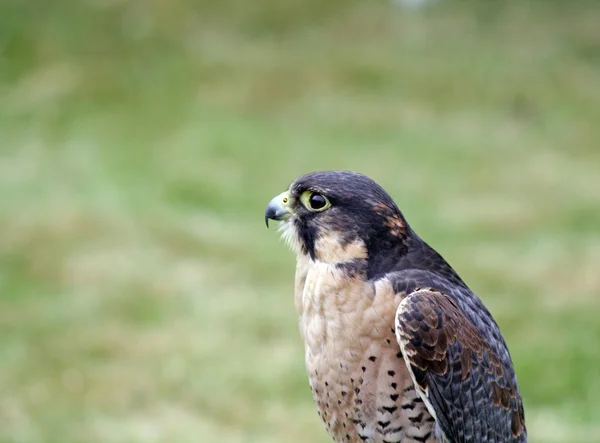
[395,288,526,443]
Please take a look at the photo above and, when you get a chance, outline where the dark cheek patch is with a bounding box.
[295,218,317,260]
[296,210,363,262]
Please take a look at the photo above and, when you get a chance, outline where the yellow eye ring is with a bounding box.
[300,191,331,212]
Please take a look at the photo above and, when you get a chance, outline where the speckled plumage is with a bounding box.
[266,171,527,443]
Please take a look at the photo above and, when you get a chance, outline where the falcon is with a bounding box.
[265,171,526,443]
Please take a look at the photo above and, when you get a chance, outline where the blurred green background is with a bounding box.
[1,1,599,442]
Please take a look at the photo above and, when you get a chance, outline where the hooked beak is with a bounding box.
[265,191,293,227]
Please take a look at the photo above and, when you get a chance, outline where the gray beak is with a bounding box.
[265,191,292,227]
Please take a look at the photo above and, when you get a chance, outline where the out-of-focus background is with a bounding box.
[1,1,599,442]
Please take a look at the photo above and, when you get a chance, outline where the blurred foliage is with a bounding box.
[1,1,600,442]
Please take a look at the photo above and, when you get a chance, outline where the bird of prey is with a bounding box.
[265,171,526,443]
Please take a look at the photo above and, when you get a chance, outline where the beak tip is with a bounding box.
[265,216,269,228]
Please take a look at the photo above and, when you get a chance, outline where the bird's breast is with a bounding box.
[293,258,438,443]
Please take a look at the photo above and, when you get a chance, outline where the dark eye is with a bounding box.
[309,193,327,210]
[301,191,331,212]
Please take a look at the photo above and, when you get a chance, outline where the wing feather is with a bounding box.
[395,288,526,443]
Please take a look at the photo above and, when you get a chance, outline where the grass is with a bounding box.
[1,1,600,442]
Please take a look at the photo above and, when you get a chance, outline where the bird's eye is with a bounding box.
[300,191,331,212]
[309,194,327,210]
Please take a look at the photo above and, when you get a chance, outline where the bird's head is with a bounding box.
[265,171,412,272]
